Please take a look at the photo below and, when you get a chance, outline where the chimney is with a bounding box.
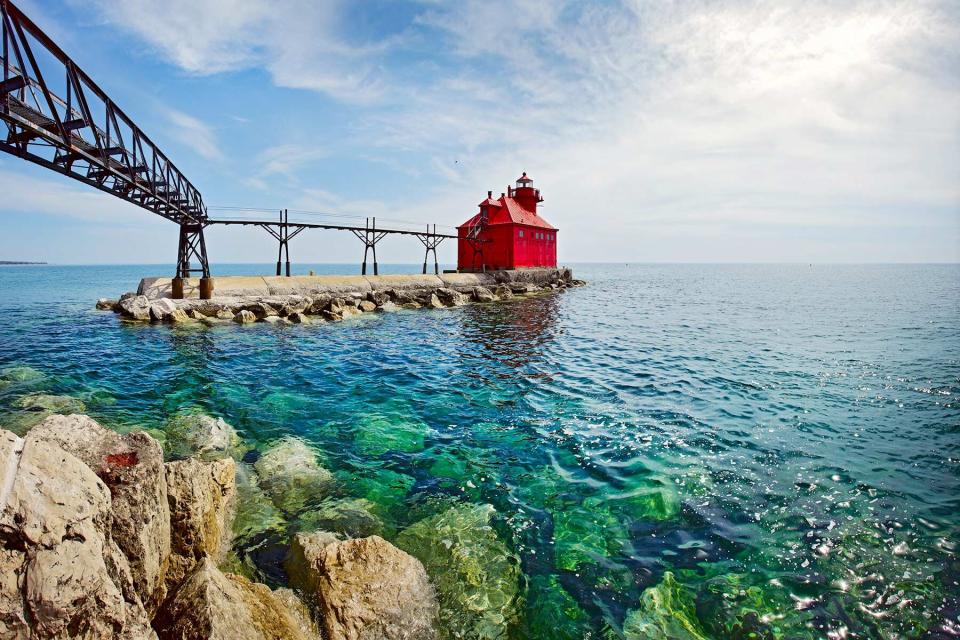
[501,192,505,198]
[487,190,492,198]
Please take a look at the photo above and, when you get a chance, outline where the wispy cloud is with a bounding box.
[163,108,222,161]
[75,0,960,261]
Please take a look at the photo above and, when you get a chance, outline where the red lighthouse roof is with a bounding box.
[516,171,533,184]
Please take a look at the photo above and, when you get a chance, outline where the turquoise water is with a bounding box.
[1,263,958,638]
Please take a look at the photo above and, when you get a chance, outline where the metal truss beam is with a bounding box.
[1,0,211,286]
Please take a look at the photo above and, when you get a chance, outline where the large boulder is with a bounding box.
[13,393,86,414]
[118,295,151,321]
[288,534,439,640]
[435,288,468,307]
[153,557,316,640]
[234,310,257,324]
[149,298,178,322]
[164,457,237,591]
[0,429,155,639]
[295,498,383,538]
[253,437,334,514]
[397,504,521,639]
[27,415,171,612]
[472,287,496,303]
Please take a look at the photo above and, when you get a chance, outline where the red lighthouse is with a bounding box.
[457,172,557,271]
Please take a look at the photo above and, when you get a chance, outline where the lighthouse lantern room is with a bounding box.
[457,172,557,271]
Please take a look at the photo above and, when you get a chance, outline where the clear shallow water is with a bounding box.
[1,263,958,639]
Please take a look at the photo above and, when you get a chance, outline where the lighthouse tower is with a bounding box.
[457,172,557,271]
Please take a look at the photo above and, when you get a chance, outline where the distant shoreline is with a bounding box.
[0,261,47,265]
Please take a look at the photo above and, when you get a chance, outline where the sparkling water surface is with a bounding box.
[1,263,958,638]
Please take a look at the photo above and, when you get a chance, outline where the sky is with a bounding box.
[1,0,958,265]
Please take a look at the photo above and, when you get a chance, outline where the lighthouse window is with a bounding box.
[518,230,524,238]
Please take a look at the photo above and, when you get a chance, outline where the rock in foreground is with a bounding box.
[288,533,439,640]
[154,557,316,640]
[0,429,154,639]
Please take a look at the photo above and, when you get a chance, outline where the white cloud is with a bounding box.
[75,0,960,261]
[164,108,223,161]
[0,166,168,226]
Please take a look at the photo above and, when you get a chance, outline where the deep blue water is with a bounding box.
[1,263,958,639]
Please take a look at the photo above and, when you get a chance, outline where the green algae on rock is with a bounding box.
[295,497,384,538]
[520,574,591,640]
[353,413,427,456]
[163,409,246,460]
[620,572,708,640]
[253,436,335,514]
[232,463,287,547]
[0,365,44,386]
[13,393,86,414]
[553,499,628,572]
[338,467,416,514]
[397,503,522,640]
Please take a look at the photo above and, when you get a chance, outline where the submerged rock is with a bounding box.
[13,393,87,414]
[164,410,244,460]
[289,535,439,640]
[0,365,44,385]
[553,500,627,573]
[232,463,286,548]
[620,572,708,640]
[154,557,315,640]
[0,429,154,639]
[164,457,237,591]
[295,498,384,538]
[397,503,521,640]
[521,574,591,640]
[253,437,334,514]
[27,414,171,613]
[353,413,427,456]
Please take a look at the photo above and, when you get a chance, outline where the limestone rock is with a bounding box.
[13,393,86,414]
[232,463,286,550]
[472,286,496,303]
[427,293,444,309]
[492,284,513,299]
[377,301,399,312]
[234,310,257,324]
[366,291,390,306]
[357,300,376,312]
[149,298,178,322]
[288,312,309,324]
[217,309,236,320]
[253,437,334,514]
[26,415,171,612]
[97,297,119,310]
[154,557,315,640]
[165,411,244,460]
[168,308,191,323]
[0,429,155,639]
[165,457,237,591]
[289,535,439,640]
[188,309,207,320]
[272,588,321,639]
[118,295,151,321]
[397,503,521,639]
[285,530,342,595]
[295,498,383,538]
[435,288,467,307]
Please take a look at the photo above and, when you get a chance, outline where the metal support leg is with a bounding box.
[175,221,212,299]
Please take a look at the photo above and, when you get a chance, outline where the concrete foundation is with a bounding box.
[137,268,573,301]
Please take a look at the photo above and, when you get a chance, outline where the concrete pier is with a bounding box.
[102,269,584,324]
[137,269,573,301]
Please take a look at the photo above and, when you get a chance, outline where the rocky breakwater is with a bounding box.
[97,268,585,325]
[0,413,455,639]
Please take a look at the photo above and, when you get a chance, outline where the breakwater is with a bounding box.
[100,268,584,323]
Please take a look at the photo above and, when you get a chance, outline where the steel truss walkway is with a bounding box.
[0,0,459,298]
